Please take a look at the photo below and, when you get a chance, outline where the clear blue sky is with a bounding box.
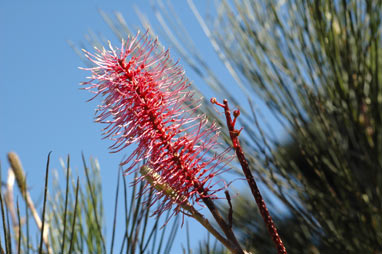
[1,1,245,253]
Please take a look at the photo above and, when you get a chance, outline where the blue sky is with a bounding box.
[1,1,242,253]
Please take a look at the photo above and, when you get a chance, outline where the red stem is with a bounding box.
[212,98,287,254]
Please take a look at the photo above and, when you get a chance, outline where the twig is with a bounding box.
[201,196,244,254]
[225,191,233,229]
[140,165,244,254]
[211,98,287,254]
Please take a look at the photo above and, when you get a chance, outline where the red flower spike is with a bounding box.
[81,31,230,214]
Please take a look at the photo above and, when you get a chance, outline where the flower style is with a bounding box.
[81,31,229,213]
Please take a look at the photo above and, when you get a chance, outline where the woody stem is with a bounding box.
[214,98,287,254]
[201,196,244,254]
[141,165,239,253]
[181,199,242,254]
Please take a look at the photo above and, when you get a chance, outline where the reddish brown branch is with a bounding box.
[225,191,233,229]
[211,98,287,254]
[201,195,244,254]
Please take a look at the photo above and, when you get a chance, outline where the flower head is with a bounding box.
[82,31,229,213]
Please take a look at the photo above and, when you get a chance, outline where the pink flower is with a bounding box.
[81,31,229,213]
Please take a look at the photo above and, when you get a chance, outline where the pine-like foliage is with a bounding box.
[3,1,382,253]
[0,152,179,254]
[107,0,381,253]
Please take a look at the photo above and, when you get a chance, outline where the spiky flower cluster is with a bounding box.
[82,31,228,213]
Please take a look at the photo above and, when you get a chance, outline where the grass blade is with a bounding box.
[25,190,30,254]
[16,199,21,254]
[68,177,80,254]
[60,155,71,253]
[81,153,106,253]
[38,151,51,254]
[0,192,10,254]
[110,168,121,254]
[5,198,12,254]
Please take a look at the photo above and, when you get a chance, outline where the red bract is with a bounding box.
[81,31,229,213]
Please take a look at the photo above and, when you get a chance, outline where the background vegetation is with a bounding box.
[2,0,381,253]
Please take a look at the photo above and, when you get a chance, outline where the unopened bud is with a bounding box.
[233,109,240,118]
[140,165,187,203]
[7,152,27,196]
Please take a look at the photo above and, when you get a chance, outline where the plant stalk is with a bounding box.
[212,98,287,254]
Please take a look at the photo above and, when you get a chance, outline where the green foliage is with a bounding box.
[208,1,382,252]
[0,152,179,254]
[108,0,382,253]
[5,0,382,253]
